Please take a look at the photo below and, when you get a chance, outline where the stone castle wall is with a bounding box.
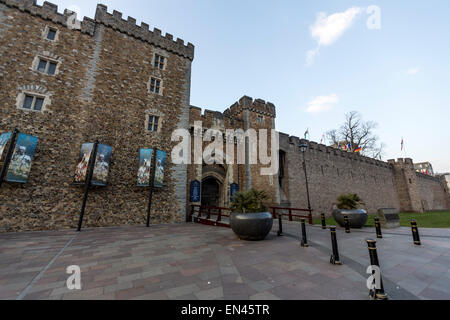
[280,136,400,216]
[0,1,447,233]
[416,172,448,212]
[0,1,193,232]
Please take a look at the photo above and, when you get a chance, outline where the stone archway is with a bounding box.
[201,176,221,207]
[201,163,227,208]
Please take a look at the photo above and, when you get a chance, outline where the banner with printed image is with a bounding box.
[5,133,38,184]
[74,143,94,184]
[154,150,167,188]
[137,148,153,187]
[0,132,12,161]
[91,144,112,187]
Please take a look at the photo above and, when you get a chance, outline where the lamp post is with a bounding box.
[300,142,312,214]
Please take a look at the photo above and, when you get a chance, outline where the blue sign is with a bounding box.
[190,180,201,202]
[230,183,239,202]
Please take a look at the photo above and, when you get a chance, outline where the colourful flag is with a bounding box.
[304,128,309,139]
[345,142,352,151]
[354,147,363,153]
[401,138,404,151]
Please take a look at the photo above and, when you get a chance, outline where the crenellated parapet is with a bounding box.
[224,96,276,118]
[94,4,194,60]
[281,134,391,169]
[0,0,195,60]
[0,0,96,35]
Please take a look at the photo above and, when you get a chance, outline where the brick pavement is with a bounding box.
[0,222,449,300]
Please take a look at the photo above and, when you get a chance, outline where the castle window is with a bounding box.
[147,115,160,132]
[43,26,59,42]
[154,54,165,70]
[149,77,162,95]
[22,94,44,112]
[36,58,58,75]
[257,115,264,124]
[16,85,51,113]
[47,28,57,41]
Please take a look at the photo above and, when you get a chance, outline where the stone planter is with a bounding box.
[230,212,273,241]
[332,209,368,229]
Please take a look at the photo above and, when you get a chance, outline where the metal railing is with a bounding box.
[190,205,231,228]
[270,207,313,225]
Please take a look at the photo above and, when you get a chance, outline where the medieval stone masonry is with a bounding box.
[0,1,448,232]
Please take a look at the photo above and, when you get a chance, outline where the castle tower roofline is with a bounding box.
[95,4,194,60]
[225,95,276,118]
[0,1,194,60]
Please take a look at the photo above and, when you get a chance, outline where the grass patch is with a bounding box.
[314,211,450,228]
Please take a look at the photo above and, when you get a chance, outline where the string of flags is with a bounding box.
[304,128,310,140]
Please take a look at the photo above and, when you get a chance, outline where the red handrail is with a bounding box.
[191,205,313,227]
[270,206,313,225]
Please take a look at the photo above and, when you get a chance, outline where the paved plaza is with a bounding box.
[0,221,449,300]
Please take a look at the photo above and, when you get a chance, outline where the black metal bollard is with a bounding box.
[301,219,309,247]
[277,213,283,237]
[329,226,342,265]
[344,215,351,233]
[411,220,421,246]
[375,217,383,239]
[367,240,388,300]
[321,213,327,230]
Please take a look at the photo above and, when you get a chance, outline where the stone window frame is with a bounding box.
[16,85,52,113]
[31,52,62,76]
[148,76,164,96]
[42,25,60,42]
[153,53,166,71]
[144,109,164,134]
[152,51,168,71]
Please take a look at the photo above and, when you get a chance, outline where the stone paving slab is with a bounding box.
[275,220,450,300]
[0,222,449,300]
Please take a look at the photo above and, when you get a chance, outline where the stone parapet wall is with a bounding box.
[280,135,399,217]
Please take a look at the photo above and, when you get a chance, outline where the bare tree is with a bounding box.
[326,111,385,159]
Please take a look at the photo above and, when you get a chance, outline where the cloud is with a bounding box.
[306,7,362,65]
[306,94,339,113]
[408,67,420,75]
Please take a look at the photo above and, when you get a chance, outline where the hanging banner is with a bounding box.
[230,183,239,202]
[5,133,38,184]
[74,143,94,184]
[154,150,167,188]
[0,132,12,160]
[91,144,112,187]
[190,180,201,202]
[137,148,153,187]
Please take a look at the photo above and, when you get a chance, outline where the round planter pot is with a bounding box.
[230,212,273,241]
[332,209,368,229]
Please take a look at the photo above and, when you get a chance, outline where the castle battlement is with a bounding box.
[224,96,276,118]
[1,0,96,35]
[284,135,390,168]
[95,4,194,60]
[0,0,194,60]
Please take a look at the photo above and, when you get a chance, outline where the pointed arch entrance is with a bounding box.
[201,163,227,208]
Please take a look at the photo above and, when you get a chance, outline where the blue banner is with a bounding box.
[137,148,153,187]
[190,180,201,202]
[5,133,38,184]
[154,150,167,188]
[230,183,239,202]
[0,132,12,160]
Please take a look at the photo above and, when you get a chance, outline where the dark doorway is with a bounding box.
[201,177,220,207]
